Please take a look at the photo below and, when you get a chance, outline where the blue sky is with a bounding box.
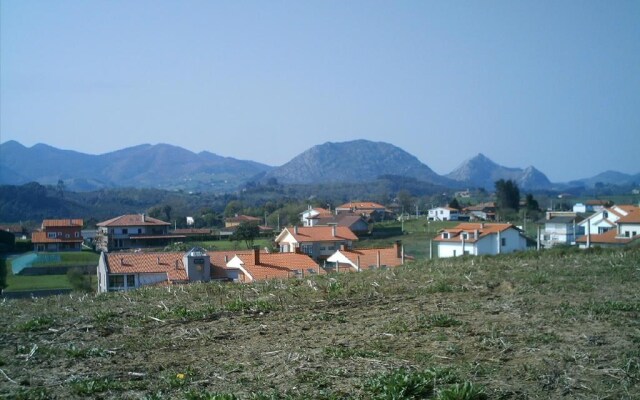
[1,0,639,182]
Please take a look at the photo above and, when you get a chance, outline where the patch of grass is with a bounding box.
[425,313,462,328]
[71,377,122,395]
[323,346,380,359]
[6,274,73,291]
[17,316,54,332]
[365,367,459,399]
[437,382,488,400]
[185,390,239,400]
[10,388,52,400]
[225,299,278,313]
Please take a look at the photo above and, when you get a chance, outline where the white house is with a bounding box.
[97,247,211,292]
[577,205,637,237]
[428,207,460,221]
[538,212,584,248]
[300,206,333,227]
[433,223,528,258]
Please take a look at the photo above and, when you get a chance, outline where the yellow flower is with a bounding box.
[176,373,185,380]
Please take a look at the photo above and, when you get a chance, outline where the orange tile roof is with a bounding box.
[31,231,83,244]
[105,252,187,281]
[283,226,359,243]
[433,223,517,243]
[42,219,83,228]
[338,247,404,269]
[97,214,170,227]
[615,206,640,223]
[236,252,322,281]
[575,229,639,245]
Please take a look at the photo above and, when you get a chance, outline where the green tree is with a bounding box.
[524,193,540,211]
[224,200,244,218]
[495,179,520,212]
[397,190,413,214]
[448,198,461,210]
[163,205,172,222]
[231,222,261,249]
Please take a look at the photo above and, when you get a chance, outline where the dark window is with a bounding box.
[109,275,124,288]
[126,275,135,287]
[501,238,506,246]
[122,229,128,234]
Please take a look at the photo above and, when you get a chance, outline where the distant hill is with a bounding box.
[263,140,458,187]
[446,153,552,190]
[0,141,272,192]
[567,170,640,188]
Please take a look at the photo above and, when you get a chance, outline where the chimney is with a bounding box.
[253,246,260,265]
[175,260,179,270]
[356,256,360,272]
[332,225,337,237]
[340,244,346,251]
[141,213,146,222]
[224,255,228,263]
[294,225,298,235]
[474,229,479,239]
[157,256,160,265]
[395,240,402,259]
[376,251,381,269]
[480,223,484,229]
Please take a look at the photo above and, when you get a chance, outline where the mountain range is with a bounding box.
[1,140,637,192]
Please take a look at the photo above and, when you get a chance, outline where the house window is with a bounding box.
[603,211,608,218]
[126,275,135,287]
[442,232,449,239]
[65,234,70,238]
[138,228,142,234]
[301,244,313,255]
[75,232,80,237]
[598,227,610,234]
[122,229,128,234]
[633,231,637,237]
[47,232,57,239]
[461,233,468,240]
[625,231,630,238]
[501,238,506,246]
[108,275,125,289]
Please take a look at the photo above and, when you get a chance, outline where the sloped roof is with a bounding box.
[97,214,170,227]
[31,231,83,244]
[334,246,404,269]
[575,230,639,245]
[105,252,187,281]
[277,226,359,243]
[433,223,518,243]
[616,207,640,224]
[235,252,322,281]
[43,219,83,228]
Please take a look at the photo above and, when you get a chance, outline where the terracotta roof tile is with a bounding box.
[283,226,359,242]
[42,219,83,228]
[576,229,639,245]
[97,214,170,227]
[338,247,404,269]
[31,231,83,244]
[236,252,322,281]
[105,252,187,281]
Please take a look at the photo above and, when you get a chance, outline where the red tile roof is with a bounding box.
[433,223,517,243]
[236,252,322,281]
[31,231,83,244]
[616,207,640,224]
[42,219,83,228]
[105,252,187,281]
[280,226,359,243]
[575,229,639,245]
[337,246,404,269]
[97,214,170,227]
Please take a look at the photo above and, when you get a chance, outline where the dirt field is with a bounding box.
[1,247,639,399]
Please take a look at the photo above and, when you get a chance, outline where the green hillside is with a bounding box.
[1,247,639,399]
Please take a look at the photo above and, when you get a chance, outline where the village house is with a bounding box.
[576,205,640,248]
[335,201,393,221]
[311,213,370,236]
[300,206,333,227]
[464,202,496,221]
[275,225,359,262]
[96,214,185,251]
[31,219,83,252]
[0,224,28,240]
[97,247,211,292]
[577,205,638,237]
[427,206,460,221]
[326,241,407,272]
[224,214,262,228]
[537,211,585,248]
[225,247,322,282]
[433,222,528,258]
